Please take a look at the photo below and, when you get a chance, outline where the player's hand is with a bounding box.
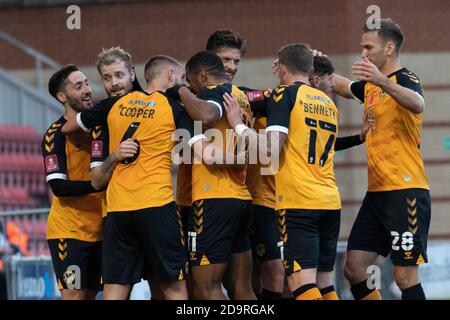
[352,57,388,86]
[360,110,375,141]
[223,92,244,128]
[113,139,139,161]
[165,84,186,101]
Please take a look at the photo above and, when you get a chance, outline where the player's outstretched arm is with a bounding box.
[333,74,354,99]
[309,49,353,99]
[352,58,425,113]
[166,85,221,128]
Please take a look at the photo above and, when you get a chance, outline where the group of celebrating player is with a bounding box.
[41,18,431,300]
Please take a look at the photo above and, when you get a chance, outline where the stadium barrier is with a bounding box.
[5,255,59,300]
[1,208,450,299]
[0,208,55,300]
[0,208,50,257]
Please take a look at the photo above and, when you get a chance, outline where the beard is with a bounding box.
[224,69,235,82]
[108,86,126,96]
[108,79,133,97]
[67,94,92,112]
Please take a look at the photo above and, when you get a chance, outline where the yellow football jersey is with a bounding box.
[42,117,104,241]
[350,68,429,191]
[266,82,341,211]
[78,90,196,212]
[191,83,253,202]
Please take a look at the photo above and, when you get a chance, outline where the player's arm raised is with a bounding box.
[166,85,221,128]
[352,57,425,113]
[332,74,354,99]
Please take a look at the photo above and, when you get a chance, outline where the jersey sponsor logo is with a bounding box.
[91,140,103,157]
[45,155,59,172]
[305,94,331,105]
[127,99,156,107]
[319,120,337,133]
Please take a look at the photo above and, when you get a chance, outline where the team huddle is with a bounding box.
[41,18,431,300]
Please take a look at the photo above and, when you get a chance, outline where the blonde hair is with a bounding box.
[96,46,133,74]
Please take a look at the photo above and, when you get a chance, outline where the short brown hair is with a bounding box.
[144,55,182,83]
[363,18,404,55]
[96,46,133,74]
[278,43,313,75]
[206,29,247,55]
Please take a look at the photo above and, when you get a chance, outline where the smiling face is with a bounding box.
[99,59,135,97]
[215,47,241,82]
[59,71,93,111]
